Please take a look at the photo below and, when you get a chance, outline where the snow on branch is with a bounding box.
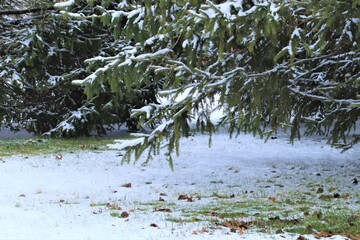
[130,48,173,61]
[289,87,360,105]
[54,0,75,8]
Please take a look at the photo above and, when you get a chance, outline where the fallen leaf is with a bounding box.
[333,193,341,198]
[178,194,194,202]
[55,154,62,160]
[221,220,251,234]
[59,199,65,203]
[297,235,308,240]
[120,211,129,218]
[178,194,190,200]
[268,197,277,202]
[154,208,172,212]
[192,229,199,235]
[121,183,132,188]
[315,230,337,238]
[106,203,122,210]
[128,209,135,213]
[352,178,358,184]
[193,227,207,235]
[19,194,26,197]
[150,223,158,228]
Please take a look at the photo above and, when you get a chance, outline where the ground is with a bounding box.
[0,129,359,240]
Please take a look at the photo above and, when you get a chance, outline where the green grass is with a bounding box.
[110,212,120,218]
[0,137,119,156]
[160,191,360,238]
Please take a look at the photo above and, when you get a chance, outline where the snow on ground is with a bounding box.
[0,129,359,240]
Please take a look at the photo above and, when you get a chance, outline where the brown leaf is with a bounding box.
[178,194,190,200]
[193,227,207,235]
[154,208,172,212]
[192,229,199,235]
[297,235,308,240]
[333,193,341,198]
[268,197,277,202]
[55,154,62,160]
[120,211,129,218]
[221,220,251,233]
[178,194,194,202]
[121,183,132,188]
[150,223,158,228]
[315,230,337,238]
[128,209,135,213]
[106,203,122,210]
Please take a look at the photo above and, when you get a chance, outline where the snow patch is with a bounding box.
[54,0,75,8]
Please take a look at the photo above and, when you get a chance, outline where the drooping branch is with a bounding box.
[0,6,56,16]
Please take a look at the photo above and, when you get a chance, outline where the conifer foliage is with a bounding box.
[61,0,359,164]
[2,1,359,163]
[0,0,152,136]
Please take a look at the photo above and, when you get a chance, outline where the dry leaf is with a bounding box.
[121,183,132,188]
[315,230,337,238]
[178,194,190,200]
[178,194,194,202]
[297,235,308,240]
[154,208,172,212]
[120,211,129,218]
[193,227,207,235]
[268,196,277,202]
[55,154,62,160]
[150,223,158,228]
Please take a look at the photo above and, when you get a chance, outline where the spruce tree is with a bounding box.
[0,0,156,136]
[53,1,360,163]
